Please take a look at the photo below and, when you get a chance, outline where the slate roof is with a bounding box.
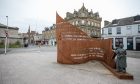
[0,23,7,27]
[104,15,140,28]
[0,23,19,30]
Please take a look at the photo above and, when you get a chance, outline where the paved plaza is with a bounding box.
[0,46,140,84]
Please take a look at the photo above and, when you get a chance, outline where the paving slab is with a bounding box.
[0,46,139,84]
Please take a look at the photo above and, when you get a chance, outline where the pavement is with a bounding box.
[127,50,140,58]
[0,46,140,84]
[0,49,10,54]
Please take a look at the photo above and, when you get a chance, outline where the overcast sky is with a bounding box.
[0,0,140,33]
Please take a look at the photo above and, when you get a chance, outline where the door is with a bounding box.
[127,38,133,50]
[136,37,140,51]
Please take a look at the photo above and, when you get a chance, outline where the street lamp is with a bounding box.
[6,16,9,48]
[5,16,8,55]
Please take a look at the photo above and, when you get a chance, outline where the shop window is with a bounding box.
[115,38,123,47]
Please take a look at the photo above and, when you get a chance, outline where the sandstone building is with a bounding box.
[43,4,102,46]
[65,3,102,37]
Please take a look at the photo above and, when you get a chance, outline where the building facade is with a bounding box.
[0,23,22,45]
[43,4,102,46]
[65,3,102,37]
[42,24,56,46]
[21,29,42,45]
[102,15,140,50]
[34,34,43,44]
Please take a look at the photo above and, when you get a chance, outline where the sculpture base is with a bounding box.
[101,62,133,80]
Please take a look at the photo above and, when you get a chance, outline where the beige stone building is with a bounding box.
[65,3,102,37]
[20,28,40,45]
[42,24,56,45]
[43,4,102,46]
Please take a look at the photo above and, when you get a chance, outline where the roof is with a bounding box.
[104,15,140,28]
[0,23,19,30]
[65,3,102,21]
[0,23,7,27]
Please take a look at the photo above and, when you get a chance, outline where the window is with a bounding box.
[72,22,75,25]
[108,28,112,34]
[94,31,97,35]
[76,21,78,25]
[81,20,85,25]
[88,21,90,25]
[115,38,123,47]
[98,24,100,27]
[95,23,96,26]
[117,27,121,34]
[92,22,94,26]
[138,25,140,33]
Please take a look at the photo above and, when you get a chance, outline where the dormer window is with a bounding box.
[112,19,118,25]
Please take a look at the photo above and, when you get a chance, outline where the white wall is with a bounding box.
[48,39,56,46]
[103,24,140,37]
[102,24,140,50]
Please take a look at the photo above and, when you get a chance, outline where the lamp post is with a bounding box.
[5,16,8,55]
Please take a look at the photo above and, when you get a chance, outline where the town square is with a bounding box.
[0,46,140,84]
[0,0,140,84]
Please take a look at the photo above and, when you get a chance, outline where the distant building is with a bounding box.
[102,15,140,50]
[43,3,102,46]
[30,31,37,44]
[42,24,56,46]
[0,23,22,44]
[65,3,102,37]
[34,34,44,45]
[21,28,40,45]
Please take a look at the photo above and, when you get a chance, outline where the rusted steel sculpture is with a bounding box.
[56,13,133,79]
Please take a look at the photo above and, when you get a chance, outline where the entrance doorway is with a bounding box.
[136,37,140,50]
[127,38,133,50]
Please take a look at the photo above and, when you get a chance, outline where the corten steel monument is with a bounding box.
[56,13,133,79]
